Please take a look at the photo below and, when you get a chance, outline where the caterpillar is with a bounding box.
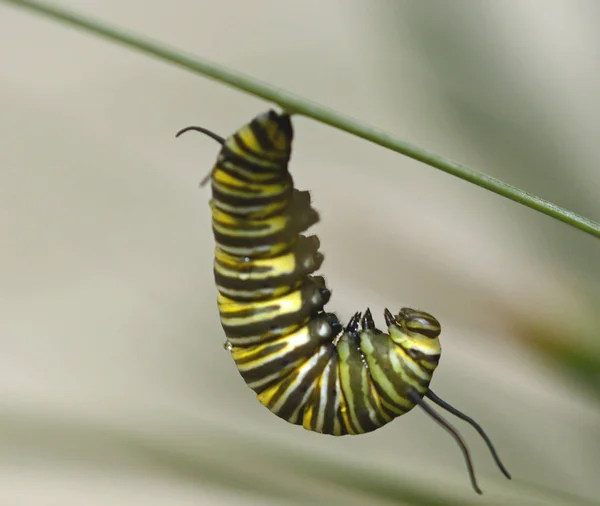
[177,109,511,494]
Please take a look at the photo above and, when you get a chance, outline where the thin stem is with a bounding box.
[3,0,600,240]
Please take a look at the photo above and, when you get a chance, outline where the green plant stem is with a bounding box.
[3,0,600,240]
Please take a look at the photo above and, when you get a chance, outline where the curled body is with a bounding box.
[231,306,441,436]
[177,110,510,493]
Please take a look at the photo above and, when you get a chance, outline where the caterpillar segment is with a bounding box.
[177,109,511,494]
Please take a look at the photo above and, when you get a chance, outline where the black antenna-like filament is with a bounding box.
[175,125,225,187]
[426,390,511,480]
[175,125,225,144]
[408,390,482,494]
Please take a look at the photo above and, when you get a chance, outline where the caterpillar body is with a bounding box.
[177,110,510,494]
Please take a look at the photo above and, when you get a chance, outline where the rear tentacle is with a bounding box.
[426,390,511,480]
[408,390,482,495]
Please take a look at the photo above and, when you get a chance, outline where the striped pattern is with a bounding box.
[208,110,443,435]
[179,109,512,493]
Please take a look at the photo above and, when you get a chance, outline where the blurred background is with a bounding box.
[1,1,599,504]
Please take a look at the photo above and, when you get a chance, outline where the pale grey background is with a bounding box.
[1,1,599,505]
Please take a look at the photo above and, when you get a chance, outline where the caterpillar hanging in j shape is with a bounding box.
[176,109,511,494]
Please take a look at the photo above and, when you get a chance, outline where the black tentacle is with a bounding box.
[408,390,482,495]
[426,390,511,480]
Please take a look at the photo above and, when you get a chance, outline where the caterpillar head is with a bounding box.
[384,307,441,361]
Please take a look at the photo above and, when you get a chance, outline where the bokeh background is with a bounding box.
[1,1,599,505]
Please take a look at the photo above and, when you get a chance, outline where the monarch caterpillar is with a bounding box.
[177,110,511,494]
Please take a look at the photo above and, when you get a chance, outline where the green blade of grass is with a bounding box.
[3,0,600,240]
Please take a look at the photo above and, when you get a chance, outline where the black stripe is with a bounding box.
[236,340,287,365]
[221,316,301,340]
[216,283,299,304]
[212,206,319,248]
[393,349,433,389]
[249,113,293,154]
[404,346,441,367]
[213,240,322,295]
[214,268,302,294]
[337,382,361,435]
[221,282,328,338]
[216,259,272,275]
[215,242,294,259]
[233,131,288,163]
[321,350,341,434]
[375,349,431,391]
[248,119,276,153]
[212,185,292,215]
[219,145,286,177]
[220,303,308,339]
[220,301,281,321]
[343,337,382,433]
[265,370,302,422]
[239,338,324,393]
[213,163,267,190]
[379,399,398,420]
[214,218,273,232]
[368,367,411,415]
[212,225,296,249]
[263,111,293,144]
[212,187,319,250]
[214,233,321,279]
[272,346,330,422]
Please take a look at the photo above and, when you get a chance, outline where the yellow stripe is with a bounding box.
[388,351,424,387]
[213,167,289,195]
[211,197,288,218]
[265,350,323,413]
[215,248,297,279]
[393,345,431,381]
[378,396,404,416]
[358,367,392,426]
[218,288,304,327]
[226,136,282,168]
[231,325,312,372]
[358,342,413,411]
[235,117,291,157]
[216,284,296,301]
[337,341,363,433]
[212,208,289,237]
[215,240,295,259]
